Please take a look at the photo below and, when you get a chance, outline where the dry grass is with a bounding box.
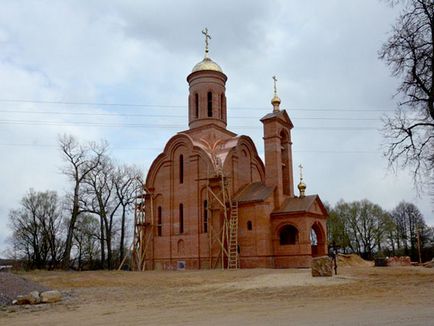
[2,265,434,325]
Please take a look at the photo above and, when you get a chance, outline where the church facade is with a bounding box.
[141,37,328,270]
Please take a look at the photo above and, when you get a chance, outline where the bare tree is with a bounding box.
[8,189,64,269]
[326,201,351,252]
[59,135,107,269]
[331,200,391,259]
[81,154,123,269]
[73,214,100,270]
[379,0,434,184]
[113,165,143,264]
[391,201,427,260]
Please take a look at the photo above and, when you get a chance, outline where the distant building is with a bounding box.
[138,33,328,270]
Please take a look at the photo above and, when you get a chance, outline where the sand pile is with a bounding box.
[0,272,49,305]
[337,254,371,267]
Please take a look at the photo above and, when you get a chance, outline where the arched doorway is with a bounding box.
[310,222,326,257]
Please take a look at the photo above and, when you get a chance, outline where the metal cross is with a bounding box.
[272,75,277,95]
[298,164,303,180]
[202,28,212,57]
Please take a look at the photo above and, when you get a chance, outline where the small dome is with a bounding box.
[298,181,306,191]
[271,95,281,105]
[192,57,223,73]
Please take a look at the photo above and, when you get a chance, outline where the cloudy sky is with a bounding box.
[0,0,432,255]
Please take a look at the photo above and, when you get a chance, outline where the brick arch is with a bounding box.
[223,136,265,183]
[310,221,326,257]
[177,239,184,255]
[146,133,214,187]
[279,128,289,141]
[274,222,300,245]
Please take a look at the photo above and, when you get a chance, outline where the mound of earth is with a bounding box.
[0,272,49,305]
[337,253,371,267]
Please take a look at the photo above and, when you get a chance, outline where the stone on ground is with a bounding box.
[387,256,411,266]
[423,259,434,268]
[311,256,332,277]
[28,291,41,304]
[40,290,62,303]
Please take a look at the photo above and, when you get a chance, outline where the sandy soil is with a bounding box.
[1,266,433,326]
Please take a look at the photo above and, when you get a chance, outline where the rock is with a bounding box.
[423,259,434,268]
[14,291,41,305]
[40,290,62,303]
[28,291,41,304]
[311,256,333,277]
[15,294,31,305]
[387,256,411,266]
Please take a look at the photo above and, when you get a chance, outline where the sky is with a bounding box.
[0,0,432,255]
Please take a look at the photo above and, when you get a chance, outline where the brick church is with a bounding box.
[139,31,328,270]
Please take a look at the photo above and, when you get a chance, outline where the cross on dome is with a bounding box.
[297,164,306,197]
[271,75,281,112]
[272,75,278,96]
[202,28,212,58]
[298,164,303,180]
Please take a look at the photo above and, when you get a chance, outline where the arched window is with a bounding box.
[157,206,162,236]
[195,93,199,118]
[177,239,184,255]
[279,225,298,245]
[220,93,225,120]
[179,155,184,184]
[207,92,213,117]
[179,203,184,234]
[203,200,208,233]
[247,221,253,231]
[280,130,290,195]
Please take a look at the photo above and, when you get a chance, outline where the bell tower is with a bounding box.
[187,28,228,130]
[261,76,295,207]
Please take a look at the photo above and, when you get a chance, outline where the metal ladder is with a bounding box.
[228,201,239,269]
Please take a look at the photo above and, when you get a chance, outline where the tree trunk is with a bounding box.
[100,215,105,269]
[119,206,126,265]
[62,184,80,269]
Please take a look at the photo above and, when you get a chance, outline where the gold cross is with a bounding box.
[272,75,277,96]
[202,28,212,57]
[298,164,303,180]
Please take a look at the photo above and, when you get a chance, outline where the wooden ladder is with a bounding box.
[228,201,239,269]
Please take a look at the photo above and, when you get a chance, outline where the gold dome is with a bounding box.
[297,181,306,191]
[271,95,281,105]
[192,57,223,73]
[298,180,306,198]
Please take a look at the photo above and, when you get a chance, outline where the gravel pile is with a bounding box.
[0,272,49,305]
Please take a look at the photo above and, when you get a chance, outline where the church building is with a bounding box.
[139,31,328,270]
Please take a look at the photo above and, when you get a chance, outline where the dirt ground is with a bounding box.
[1,265,433,326]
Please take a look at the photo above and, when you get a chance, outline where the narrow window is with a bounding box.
[247,221,252,231]
[220,93,225,120]
[179,155,184,184]
[207,92,212,117]
[157,206,162,236]
[195,93,199,118]
[179,203,184,234]
[203,200,208,233]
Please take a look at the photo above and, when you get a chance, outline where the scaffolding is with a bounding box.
[125,165,239,271]
[118,189,153,272]
[205,172,239,269]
